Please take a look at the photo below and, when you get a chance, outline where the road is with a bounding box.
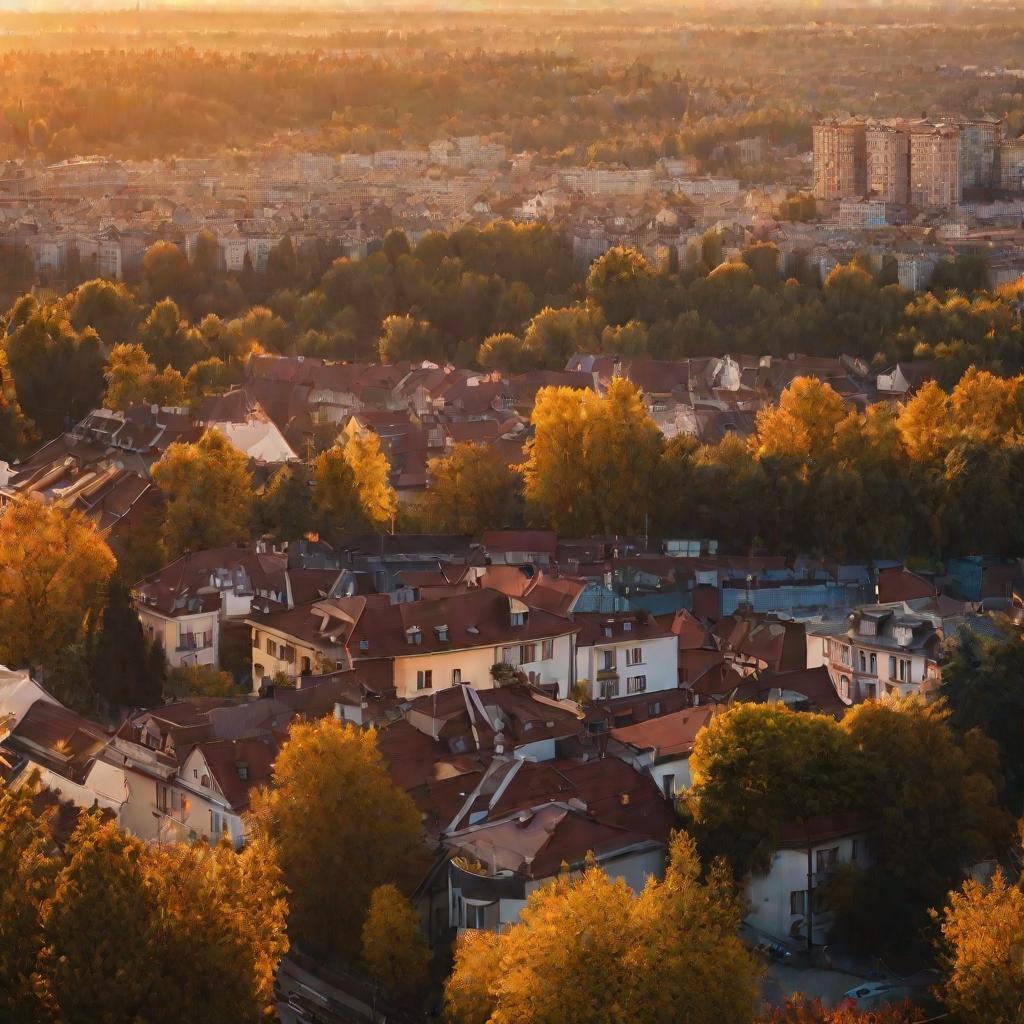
[275,957,380,1024]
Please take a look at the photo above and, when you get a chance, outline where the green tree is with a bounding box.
[361,884,430,1006]
[250,719,423,960]
[105,342,156,410]
[585,246,656,327]
[0,346,36,460]
[68,279,138,343]
[89,580,164,710]
[686,703,860,877]
[378,314,443,363]
[143,240,194,303]
[312,443,363,538]
[151,428,253,557]
[423,443,520,534]
[257,464,313,542]
[522,304,605,368]
[477,332,534,374]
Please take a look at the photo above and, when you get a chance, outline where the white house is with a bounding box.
[746,813,871,947]
[574,611,678,703]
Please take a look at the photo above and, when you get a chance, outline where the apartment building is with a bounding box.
[1002,138,1024,192]
[866,124,910,204]
[910,124,962,209]
[574,611,679,703]
[812,118,867,200]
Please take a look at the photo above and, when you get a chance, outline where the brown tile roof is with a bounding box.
[610,705,718,761]
[193,736,278,812]
[481,530,558,556]
[574,611,673,647]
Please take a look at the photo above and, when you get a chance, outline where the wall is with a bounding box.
[136,605,219,670]
[576,634,677,701]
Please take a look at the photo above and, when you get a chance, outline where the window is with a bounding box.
[627,675,647,694]
[790,890,807,916]
[599,678,619,700]
[265,638,278,657]
[210,810,221,836]
[200,774,210,788]
[623,620,632,632]
[865,682,877,699]
[661,774,676,799]
[501,646,518,666]
[851,838,860,862]
[451,668,462,685]
[416,670,433,691]
[626,647,643,667]
[520,643,537,664]
[858,650,867,672]
[193,769,198,778]
[888,655,897,680]
[869,652,876,674]
[601,650,615,671]
[251,631,259,649]
[541,639,554,660]
[648,700,663,716]
[816,847,839,874]
[156,784,169,812]
[839,675,850,699]
[281,644,295,663]
[898,658,911,682]
[511,611,525,627]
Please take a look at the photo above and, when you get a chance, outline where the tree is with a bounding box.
[35,815,165,1023]
[143,240,193,303]
[378,314,443,363]
[521,379,663,536]
[250,718,422,960]
[68,279,138,343]
[3,295,105,438]
[90,580,164,709]
[585,246,656,326]
[0,503,115,673]
[686,703,860,878]
[0,786,58,1024]
[935,864,1024,1024]
[312,443,363,538]
[151,428,253,557]
[941,628,1024,810]
[138,299,209,372]
[343,431,397,530]
[258,464,314,542]
[445,831,761,1024]
[751,377,847,464]
[105,342,156,410]
[168,663,239,698]
[477,332,534,374]
[522,304,604,368]
[29,810,288,1024]
[830,696,1010,954]
[423,443,520,534]
[0,346,35,460]
[760,996,921,1023]
[361,884,430,1006]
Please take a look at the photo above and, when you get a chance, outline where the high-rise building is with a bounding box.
[866,124,911,204]
[1000,138,1024,192]
[909,124,961,209]
[812,118,867,200]
[957,117,1002,189]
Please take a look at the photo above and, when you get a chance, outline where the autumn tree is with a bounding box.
[250,718,423,960]
[0,786,58,1024]
[751,376,847,464]
[68,279,138,343]
[935,863,1024,1024]
[361,884,430,1006]
[0,502,115,673]
[686,704,860,878]
[378,313,443,363]
[522,304,604,368]
[423,443,520,534]
[344,431,398,530]
[312,443,362,538]
[521,378,662,535]
[477,332,534,374]
[151,428,253,557]
[143,240,194,304]
[445,832,761,1024]
[760,996,922,1024]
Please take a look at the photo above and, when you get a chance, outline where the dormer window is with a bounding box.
[623,621,632,632]
[435,624,449,642]
[359,639,369,652]
[602,624,614,638]
[236,762,249,781]
[509,597,529,627]
[406,626,422,646]
[511,612,525,627]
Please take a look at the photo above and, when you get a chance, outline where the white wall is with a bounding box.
[576,634,677,700]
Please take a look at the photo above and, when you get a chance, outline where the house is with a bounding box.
[746,812,872,947]
[481,530,558,567]
[444,758,674,932]
[195,389,298,463]
[133,545,342,671]
[712,612,807,675]
[247,587,580,698]
[875,362,938,400]
[607,704,719,798]
[807,603,944,702]
[573,611,678,703]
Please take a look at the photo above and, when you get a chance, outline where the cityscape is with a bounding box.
[1,3,1024,1024]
